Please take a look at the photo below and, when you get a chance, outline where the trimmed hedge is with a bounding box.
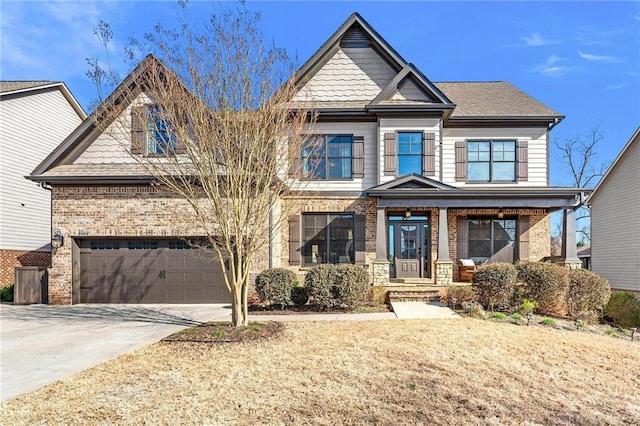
[605,292,640,328]
[566,269,611,318]
[471,263,517,310]
[443,285,476,307]
[305,264,370,310]
[516,262,569,314]
[254,268,298,308]
[0,284,13,303]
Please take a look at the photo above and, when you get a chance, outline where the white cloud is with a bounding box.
[531,55,573,77]
[577,50,623,63]
[605,82,629,90]
[523,32,560,46]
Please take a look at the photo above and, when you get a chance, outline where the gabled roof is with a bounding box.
[367,174,457,191]
[588,126,640,203]
[369,64,452,107]
[0,80,86,119]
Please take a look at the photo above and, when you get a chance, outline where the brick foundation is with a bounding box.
[0,249,51,287]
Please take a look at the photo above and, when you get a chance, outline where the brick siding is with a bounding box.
[0,249,51,287]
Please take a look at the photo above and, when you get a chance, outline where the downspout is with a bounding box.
[439,118,444,182]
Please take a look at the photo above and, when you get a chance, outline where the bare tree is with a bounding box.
[554,126,608,243]
[88,2,315,326]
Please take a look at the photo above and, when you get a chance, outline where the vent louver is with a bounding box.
[340,25,371,47]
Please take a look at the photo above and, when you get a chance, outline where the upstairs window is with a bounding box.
[467,140,516,182]
[397,132,423,175]
[131,105,176,156]
[302,135,353,179]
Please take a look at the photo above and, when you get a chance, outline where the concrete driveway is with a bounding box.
[0,303,231,401]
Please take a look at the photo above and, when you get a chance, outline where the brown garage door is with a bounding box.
[79,239,230,303]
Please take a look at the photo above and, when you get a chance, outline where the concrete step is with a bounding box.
[388,289,441,303]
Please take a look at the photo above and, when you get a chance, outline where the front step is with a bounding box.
[389,278,434,285]
[388,289,441,303]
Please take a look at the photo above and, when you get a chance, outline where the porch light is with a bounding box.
[497,208,504,219]
[404,208,411,220]
[51,229,64,249]
[631,327,637,342]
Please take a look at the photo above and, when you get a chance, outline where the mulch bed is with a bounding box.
[162,321,283,343]
[248,303,391,315]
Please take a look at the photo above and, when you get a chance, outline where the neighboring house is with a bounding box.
[0,81,85,287]
[588,127,640,292]
[577,245,591,270]
[28,13,587,305]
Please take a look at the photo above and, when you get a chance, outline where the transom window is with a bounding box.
[467,140,516,182]
[468,218,517,264]
[302,135,352,179]
[301,214,354,266]
[90,241,120,250]
[398,132,423,175]
[147,105,175,155]
[128,241,158,250]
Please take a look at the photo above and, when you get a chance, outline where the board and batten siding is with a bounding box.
[378,118,441,185]
[290,122,378,191]
[0,88,83,250]
[292,47,396,103]
[590,135,640,291]
[441,127,548,187]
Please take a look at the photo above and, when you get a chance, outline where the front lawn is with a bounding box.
[2,318,639,425]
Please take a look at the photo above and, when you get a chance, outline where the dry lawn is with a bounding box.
[2,318,639,425]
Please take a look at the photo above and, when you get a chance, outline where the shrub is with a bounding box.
[254,268,298,308]
[305,264,370,310]
[0,284,13,303]
[442,285,475,308]
[541,317,555,326]
[471,263,517,311]
[491,312,506,320]
[519,298,537,315]
[605,292,640,328]
[291,285,309,306]
[566,269,611,318]
[516,262,569,314]
[510,313,523,324]
[333,264,371,309]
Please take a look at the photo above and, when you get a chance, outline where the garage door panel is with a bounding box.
[79,239,228,303]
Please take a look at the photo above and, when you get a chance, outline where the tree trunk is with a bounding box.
[231,284,243,327]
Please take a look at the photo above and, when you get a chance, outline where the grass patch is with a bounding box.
[541,318,556,326]
[163,321,282,343]
[491,312,507,320]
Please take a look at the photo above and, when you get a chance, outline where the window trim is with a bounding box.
[301,213,355,266]
[144,104,176,157]
[466,139,517,183]
[301,134,354,181]
[396,131,424,176]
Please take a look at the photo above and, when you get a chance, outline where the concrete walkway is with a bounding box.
[390,301,461,319]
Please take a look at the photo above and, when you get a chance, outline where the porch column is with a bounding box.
[435,207,453,285]
[437,207,450,261]
[561,207,581,268]
[372,205,390,286]
[375,206,387,261]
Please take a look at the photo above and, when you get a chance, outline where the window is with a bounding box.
[302,135,352,179]
[169,241,195,250]
[301,214,354,266]
[146,105,175,155]
[127,241,158,250]
[467,140,516,182]
[468,218,517,264]
[90,241,120,250]
[397,132,423,175]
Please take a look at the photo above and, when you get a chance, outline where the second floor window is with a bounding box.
[302,135,352,179]
[467,140,516,182]
[146,106,175,155]
[397,132,423,175]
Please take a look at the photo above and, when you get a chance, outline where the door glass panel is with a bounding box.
[388,224,395,277]
[423,223,430,274]
[400,225,418,259]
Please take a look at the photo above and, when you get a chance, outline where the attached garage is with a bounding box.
[77,239,230,303]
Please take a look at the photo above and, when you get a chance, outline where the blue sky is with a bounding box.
[1,1,638,188]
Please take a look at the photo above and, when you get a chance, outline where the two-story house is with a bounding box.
[28,13,586,305]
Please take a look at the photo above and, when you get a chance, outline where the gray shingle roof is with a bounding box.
[434,81,562,119]
[0,81,58,94]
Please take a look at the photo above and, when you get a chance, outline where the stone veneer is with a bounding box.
[49,185,269,304]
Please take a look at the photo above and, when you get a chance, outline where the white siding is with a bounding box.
[441,127,548,187]
[0,89,83,250]
[290,122,378,191]
[76,93,153,164]
[378,118,441,184]
[591,136,640,291]
[292,47,396,103]
[388,80,430,103]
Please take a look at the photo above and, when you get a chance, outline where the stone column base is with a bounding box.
[435,260,454,286]
[372,260,390,286]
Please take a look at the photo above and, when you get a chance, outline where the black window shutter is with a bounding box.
[455,141,467,182]
[383,133,397,175]
[518,216,530,261]
[352,136,365,178]
[288,215,301,266]
[456,217,469,260]
[517,141,529,182]
[423,132,436,176]
[131,106,145,155]
[354,214,366,265]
